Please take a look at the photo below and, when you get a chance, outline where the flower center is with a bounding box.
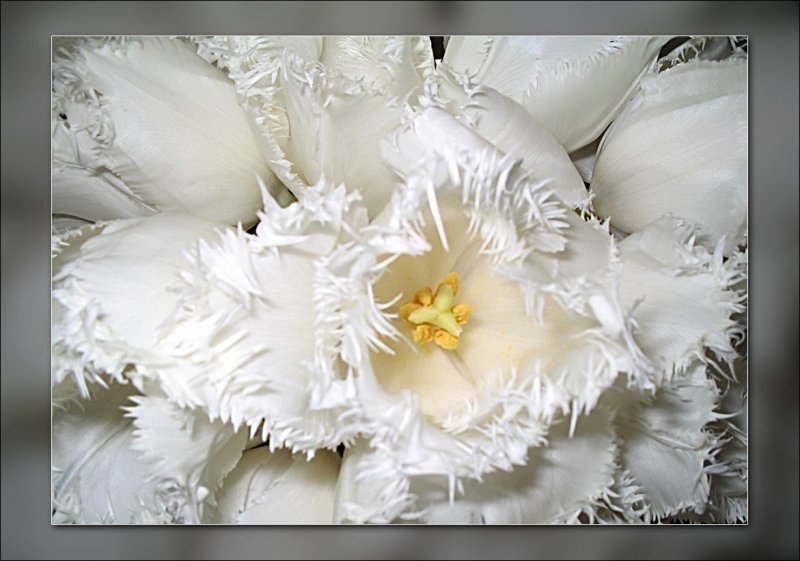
[399,272,472,350]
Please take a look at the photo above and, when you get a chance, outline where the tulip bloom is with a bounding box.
[51,35,747,525]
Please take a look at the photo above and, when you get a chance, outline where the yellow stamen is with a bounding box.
[452,303,472,325]
[413,324,436,344]
[437,272,460,297]
[401,272,471,351]
[414,287,433,306]
[434,329,459,350]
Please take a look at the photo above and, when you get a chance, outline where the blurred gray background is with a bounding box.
[2,1,797,559]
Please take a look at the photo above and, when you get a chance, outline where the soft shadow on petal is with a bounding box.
[52,37,284,226]
[591,58,747,256]
[443,36,665,151]
[213,447,340,524]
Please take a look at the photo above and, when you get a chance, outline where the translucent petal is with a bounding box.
[52,37,283,226]
[591,58,747,256]
[213,448,340,524]
[443,36,664,151]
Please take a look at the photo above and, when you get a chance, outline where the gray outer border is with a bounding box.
[2,2,797,559]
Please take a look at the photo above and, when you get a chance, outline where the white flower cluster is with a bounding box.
[51,36,747,524]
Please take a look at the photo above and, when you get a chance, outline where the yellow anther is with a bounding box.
[414,287,433,306]
[400,272,471,351]
[413,324,436,344]
[434,329,459,350]
[452,303,472,325]
[437,272,460,297]
[400,302,421,323]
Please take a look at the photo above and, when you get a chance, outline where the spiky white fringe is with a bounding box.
[338,147,657,522]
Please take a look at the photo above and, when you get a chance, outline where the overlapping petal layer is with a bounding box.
[591,58,747,255]
[443,36,664,151]
[52,37,285,226]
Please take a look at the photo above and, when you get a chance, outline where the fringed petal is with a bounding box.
[613,363,720,520]
[272,54,407,218]
[52,383,168,523]
[213,447,340,524]
[385,67,589,208]
[124,387,248,523]
[339,148,652,521]
[193,36,430,219]
[657,36,745,72]
[591,57,747,256]
[336,409,617,524]
[320,36,434,96]
[51,213,228,399]
[443,36,664,151]
[146,180,371,452]
[52,37,284,226]
[617,217,746,384]
[684,354,747,523]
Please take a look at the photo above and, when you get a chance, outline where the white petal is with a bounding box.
[52,37,283,225]
[52,122,156,221]
[424,408,617,523]
[614,363,719,520]
[193,35,323,70]
[320,36,434,95]
[337,409,617,524]
[591,58,747,255]
[618,217,746,382]
[274,56,406,218]
[52,383,163,523]
[443,36,664,151]
[658,36,744,72]
[148,181,370,451]
[232,38,430,219]
[389,69,589,208]
[125,390,247,523]
[51,213,227,395]
[213,447,340,524]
